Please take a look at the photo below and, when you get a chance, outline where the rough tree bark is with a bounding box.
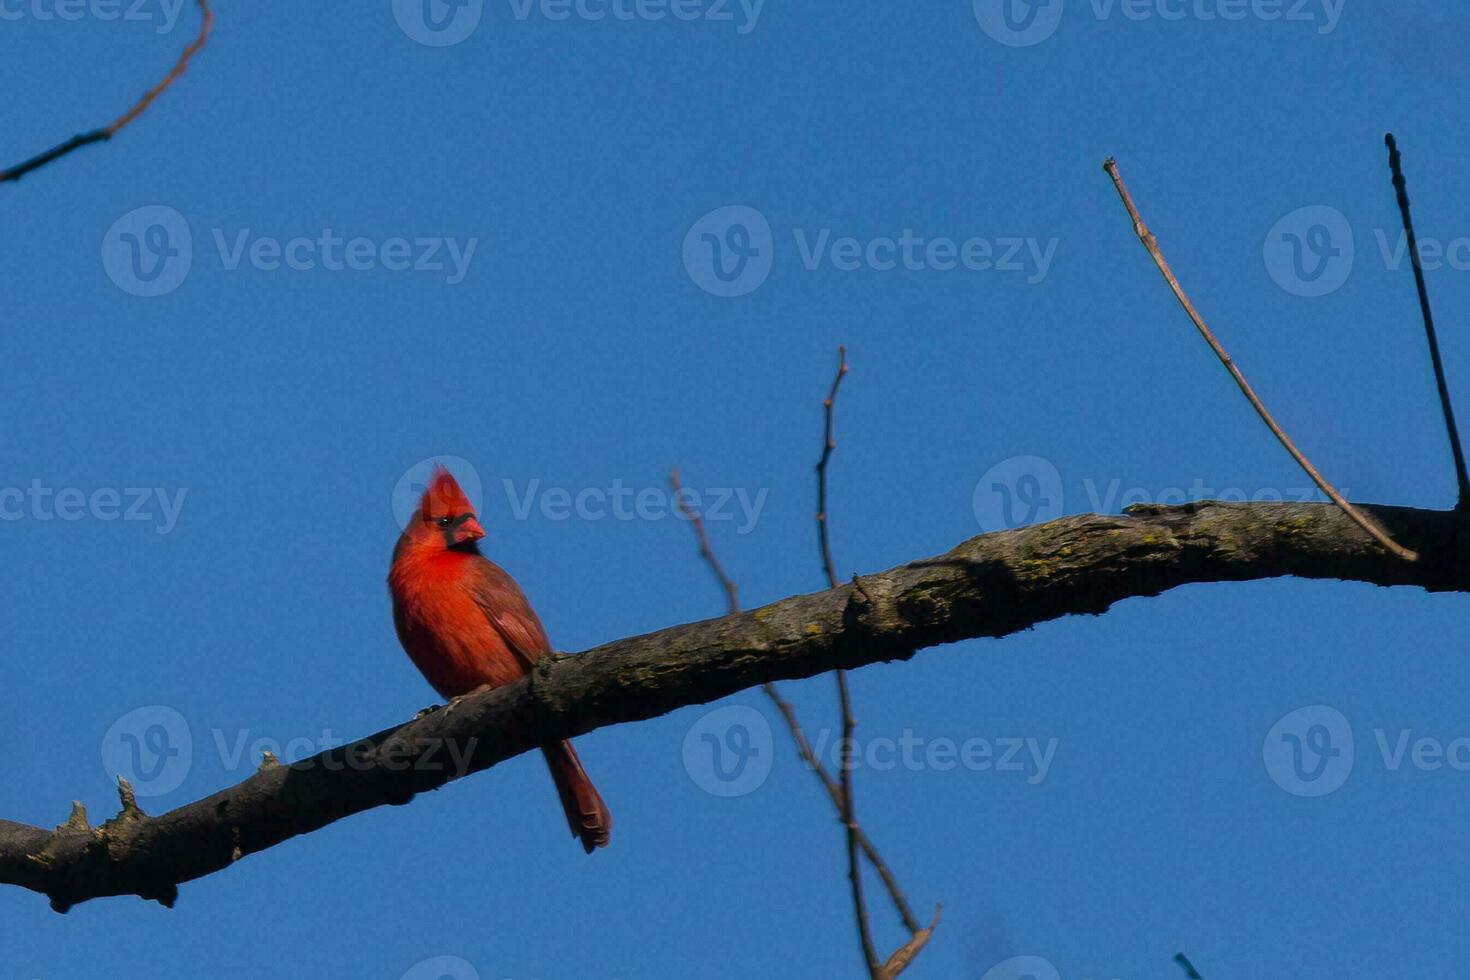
[3,498,1467,912]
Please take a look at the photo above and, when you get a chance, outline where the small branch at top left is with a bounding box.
[0,0,213,184]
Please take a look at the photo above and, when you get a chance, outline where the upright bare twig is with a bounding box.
[1384,133,1470,510]
[1103,157,1418,562]
[1,0,214,183]
[816,346,850,586]
[811,348,885,976]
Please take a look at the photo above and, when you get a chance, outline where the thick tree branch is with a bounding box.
[4,499,1467,911]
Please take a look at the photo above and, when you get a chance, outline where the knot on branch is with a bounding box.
[529,652,570,718]
[842,573,887,630]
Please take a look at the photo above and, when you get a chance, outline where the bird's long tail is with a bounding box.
[541,740,612,854]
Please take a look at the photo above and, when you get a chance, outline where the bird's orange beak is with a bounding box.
[454,516,486,544]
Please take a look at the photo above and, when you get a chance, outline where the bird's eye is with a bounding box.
[436,516,452,528]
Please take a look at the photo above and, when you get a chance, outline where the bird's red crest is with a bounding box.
[420,464,475,520]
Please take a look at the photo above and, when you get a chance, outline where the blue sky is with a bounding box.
[4,2,1470,978]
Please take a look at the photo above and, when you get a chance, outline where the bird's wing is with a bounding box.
[467,557,552,674]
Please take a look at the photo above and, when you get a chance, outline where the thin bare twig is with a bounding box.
[760,683,922,933]
[836,665,879,977]
[1103,156,1418,563]
[811,347,881,976]
[669,469,739,613]
[1173,952,1204,978]
[1,0,213,183]
[817,346,851,587]
[669,467,922,934]
[1384,133,1470,510]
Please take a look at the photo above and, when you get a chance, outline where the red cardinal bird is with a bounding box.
[388,464,611,853]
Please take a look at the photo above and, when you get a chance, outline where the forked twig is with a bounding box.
[1384,133,1470,510]
[670,349,937,977]
[1103,157,1418,563]
[669,468,923,935]
[760,682,923,934]
[1,0,214,183]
